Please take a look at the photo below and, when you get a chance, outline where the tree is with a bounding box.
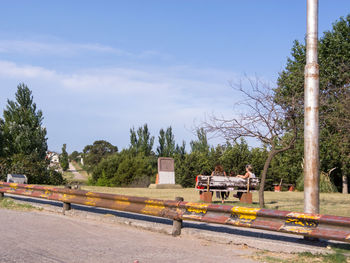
[3,83,47,158]
[60,144,69,171]
[0,118,4,158]
[190,128,210,154]
[175,140,186,157]
[129,124,154,156]
[275,15,350,193]
[91,149,156,187]
[0,84,64,185]
[219,139,251,175]
[203,79,297,207]
[157,128,166,156]
[69,150,80,162]
[175,151,211,187]
[83,140,118,171]
[157,126,176,157]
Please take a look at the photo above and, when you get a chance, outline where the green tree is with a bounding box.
[157,126,176,157]
[0,84,64,184]
[69,150,80,162]
[190,128,209,154]
[91,149,155,187]
[83,140,118,171]
[175,151,211,187]
[275,15,350,193]
[0,118,4,158]
[220,139,251,175]
[60,144,69,171]
[3,84,47,158]
[175,140,186,158]
[129,124,154,156]
[157,128,166,156]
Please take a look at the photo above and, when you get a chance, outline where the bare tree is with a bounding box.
[203,78,297,207]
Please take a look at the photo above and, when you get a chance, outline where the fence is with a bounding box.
[0,182,349,243]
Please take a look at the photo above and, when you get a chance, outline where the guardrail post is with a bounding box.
[172,196,184,236]
[62,185,71,213]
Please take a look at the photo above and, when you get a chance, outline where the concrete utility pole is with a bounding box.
[304,0,320,214]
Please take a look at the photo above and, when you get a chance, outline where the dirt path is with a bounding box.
[68,162,87,181]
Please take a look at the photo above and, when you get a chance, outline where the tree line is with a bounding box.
[80,15,350,195]
[1,15,348,194]
[76,127,268,188]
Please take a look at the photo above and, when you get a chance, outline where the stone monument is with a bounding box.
[157,157,175,184]
[148,157,181,189]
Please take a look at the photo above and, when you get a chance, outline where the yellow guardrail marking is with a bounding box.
[141,203,165,215]
[9,183,18,189]
[62,193,75,202]
[286,212,321,220]
[40,190,51,198]
[115,200,130,209]
[85,197,101,206]
[185,203,208,214]
[229,207,260,226]
[280,225,312,234]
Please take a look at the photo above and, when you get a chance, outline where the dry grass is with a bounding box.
[80,186,350,217]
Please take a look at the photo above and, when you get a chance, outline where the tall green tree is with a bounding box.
[129,124,154,156]
[157,126,176,157]
[0,118,4,158]
[3,83,47,158]
[0,84,64,185]
[275,15,350,193]
[60,144,69,171]
[190,128,209,154]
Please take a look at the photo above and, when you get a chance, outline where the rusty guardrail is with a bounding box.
[0,182,349,243]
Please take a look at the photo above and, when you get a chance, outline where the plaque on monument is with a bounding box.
[157,157,175,184]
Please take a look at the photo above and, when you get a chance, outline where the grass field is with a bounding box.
[80,186,350,217]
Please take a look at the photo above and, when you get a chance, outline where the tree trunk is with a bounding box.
[343,174,348,194]
[259,151,276,208]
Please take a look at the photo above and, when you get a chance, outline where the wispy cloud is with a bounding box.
[0,39,170,60]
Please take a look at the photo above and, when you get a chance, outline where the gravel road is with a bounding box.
[0,209,257,263]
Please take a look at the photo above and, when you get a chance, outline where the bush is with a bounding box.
[296,171,338,193]
[90,150,156,187]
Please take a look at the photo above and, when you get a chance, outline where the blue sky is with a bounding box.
[0,1,349,153]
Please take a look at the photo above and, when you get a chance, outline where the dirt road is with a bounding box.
[0,209,257,263]
[68,162,87,181]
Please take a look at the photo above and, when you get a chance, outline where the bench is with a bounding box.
[195,175,259,203]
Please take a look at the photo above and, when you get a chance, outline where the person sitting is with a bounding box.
[211,165,226,177]
[235,164,255,199]
[211,165,228,204]
[237,164,255,179]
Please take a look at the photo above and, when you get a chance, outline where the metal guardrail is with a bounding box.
[0,182,349,243]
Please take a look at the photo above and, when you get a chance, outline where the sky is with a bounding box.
[0,1,349,153]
